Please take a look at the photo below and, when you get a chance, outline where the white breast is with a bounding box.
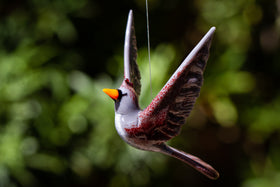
[114,111,139,143]
[115,113,128,138]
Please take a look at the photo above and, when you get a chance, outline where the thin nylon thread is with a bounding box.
[146,0,152,99]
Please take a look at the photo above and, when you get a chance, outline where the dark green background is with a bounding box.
[0,0,280,186]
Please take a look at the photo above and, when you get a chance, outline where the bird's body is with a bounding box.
[103,10,219,180]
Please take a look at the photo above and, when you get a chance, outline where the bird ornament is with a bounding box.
[103,10,219,180]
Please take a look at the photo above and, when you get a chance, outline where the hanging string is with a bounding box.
[145,0,153,99]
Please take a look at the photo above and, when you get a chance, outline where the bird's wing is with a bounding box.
[139,27,216,141]
[124,10,141,96]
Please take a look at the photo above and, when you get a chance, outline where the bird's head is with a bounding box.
[103,80,140,114]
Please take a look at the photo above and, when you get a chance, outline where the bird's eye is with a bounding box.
[117,90,127,100]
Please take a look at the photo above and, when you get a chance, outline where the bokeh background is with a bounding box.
[0,0,280,186]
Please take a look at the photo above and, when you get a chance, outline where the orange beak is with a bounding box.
[102,88,119,100]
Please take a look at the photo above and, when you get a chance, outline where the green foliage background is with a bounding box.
[0,0,280,186]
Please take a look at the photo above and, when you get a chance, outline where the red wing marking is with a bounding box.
[137,27,215,141]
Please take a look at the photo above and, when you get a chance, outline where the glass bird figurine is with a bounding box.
[103,10,219,180]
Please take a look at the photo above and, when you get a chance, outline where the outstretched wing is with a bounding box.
[139,27,216,141]
[124,10,141,96]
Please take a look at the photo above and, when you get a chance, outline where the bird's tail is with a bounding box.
[155,143,219,180]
